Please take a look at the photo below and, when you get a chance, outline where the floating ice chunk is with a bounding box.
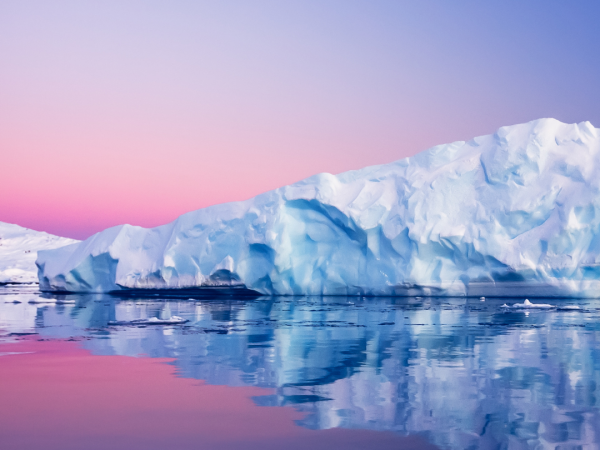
[27,299,53,304]
[0,352,35,357]
[511,299,554,309]
[558,305,581,310]
[108,316,188,326]
[480,297,485,301]
[27,298,76,305]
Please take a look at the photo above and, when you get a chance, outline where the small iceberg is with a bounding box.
[27,298,76,305]
[510,299,554,309]
[108,316,188,326]
[557,305,581,310]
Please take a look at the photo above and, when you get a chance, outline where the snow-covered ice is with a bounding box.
[37,118,600,297]
[0,222,78,284]
[510,299,553,309]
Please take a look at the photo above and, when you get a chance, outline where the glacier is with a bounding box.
[37,118,600,296]
[0,222,78,284]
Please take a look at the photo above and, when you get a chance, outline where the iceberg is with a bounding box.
[37,118,600,297]
[0,222,78,284]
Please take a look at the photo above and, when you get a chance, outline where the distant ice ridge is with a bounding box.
[0,222,78,284]
[37,118,600,296]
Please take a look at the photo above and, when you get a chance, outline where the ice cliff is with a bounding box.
[0,222,78,283]
[37,118,600,296]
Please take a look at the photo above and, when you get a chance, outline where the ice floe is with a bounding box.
[108,316,188,326]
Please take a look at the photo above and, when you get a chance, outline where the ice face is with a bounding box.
[0,222,78,284]
[37,118,600,296]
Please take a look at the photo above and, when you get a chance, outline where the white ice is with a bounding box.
[510,299,553,309]
[37,118,600,297]
[0,222,78,284]
[108,316,188,326]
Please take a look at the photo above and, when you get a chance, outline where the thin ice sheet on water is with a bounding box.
[108,316,188,326]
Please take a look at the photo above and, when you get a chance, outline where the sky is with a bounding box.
[1,0,599,239]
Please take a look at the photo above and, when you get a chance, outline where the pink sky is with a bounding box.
[1,1,599,239]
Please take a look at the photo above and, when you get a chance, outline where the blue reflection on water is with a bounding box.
[2,285,600,449]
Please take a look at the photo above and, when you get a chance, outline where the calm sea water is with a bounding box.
[1,285,599,449]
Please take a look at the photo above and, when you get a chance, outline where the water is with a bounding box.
[1,285,600,449]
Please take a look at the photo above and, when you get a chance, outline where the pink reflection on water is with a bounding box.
[0,338,437,450]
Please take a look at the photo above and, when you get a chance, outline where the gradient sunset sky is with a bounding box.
[2,1,599,239]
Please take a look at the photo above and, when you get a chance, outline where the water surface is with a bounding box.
[1,285,599,449]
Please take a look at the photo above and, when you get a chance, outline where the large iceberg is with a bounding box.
[38,119,600,296]
[0,222,78,284]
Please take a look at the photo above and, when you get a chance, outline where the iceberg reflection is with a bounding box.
[1,287,600,449]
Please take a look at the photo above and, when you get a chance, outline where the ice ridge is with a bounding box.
[37,118,600,296]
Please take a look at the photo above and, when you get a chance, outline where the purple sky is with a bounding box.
[1,0,599,239]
